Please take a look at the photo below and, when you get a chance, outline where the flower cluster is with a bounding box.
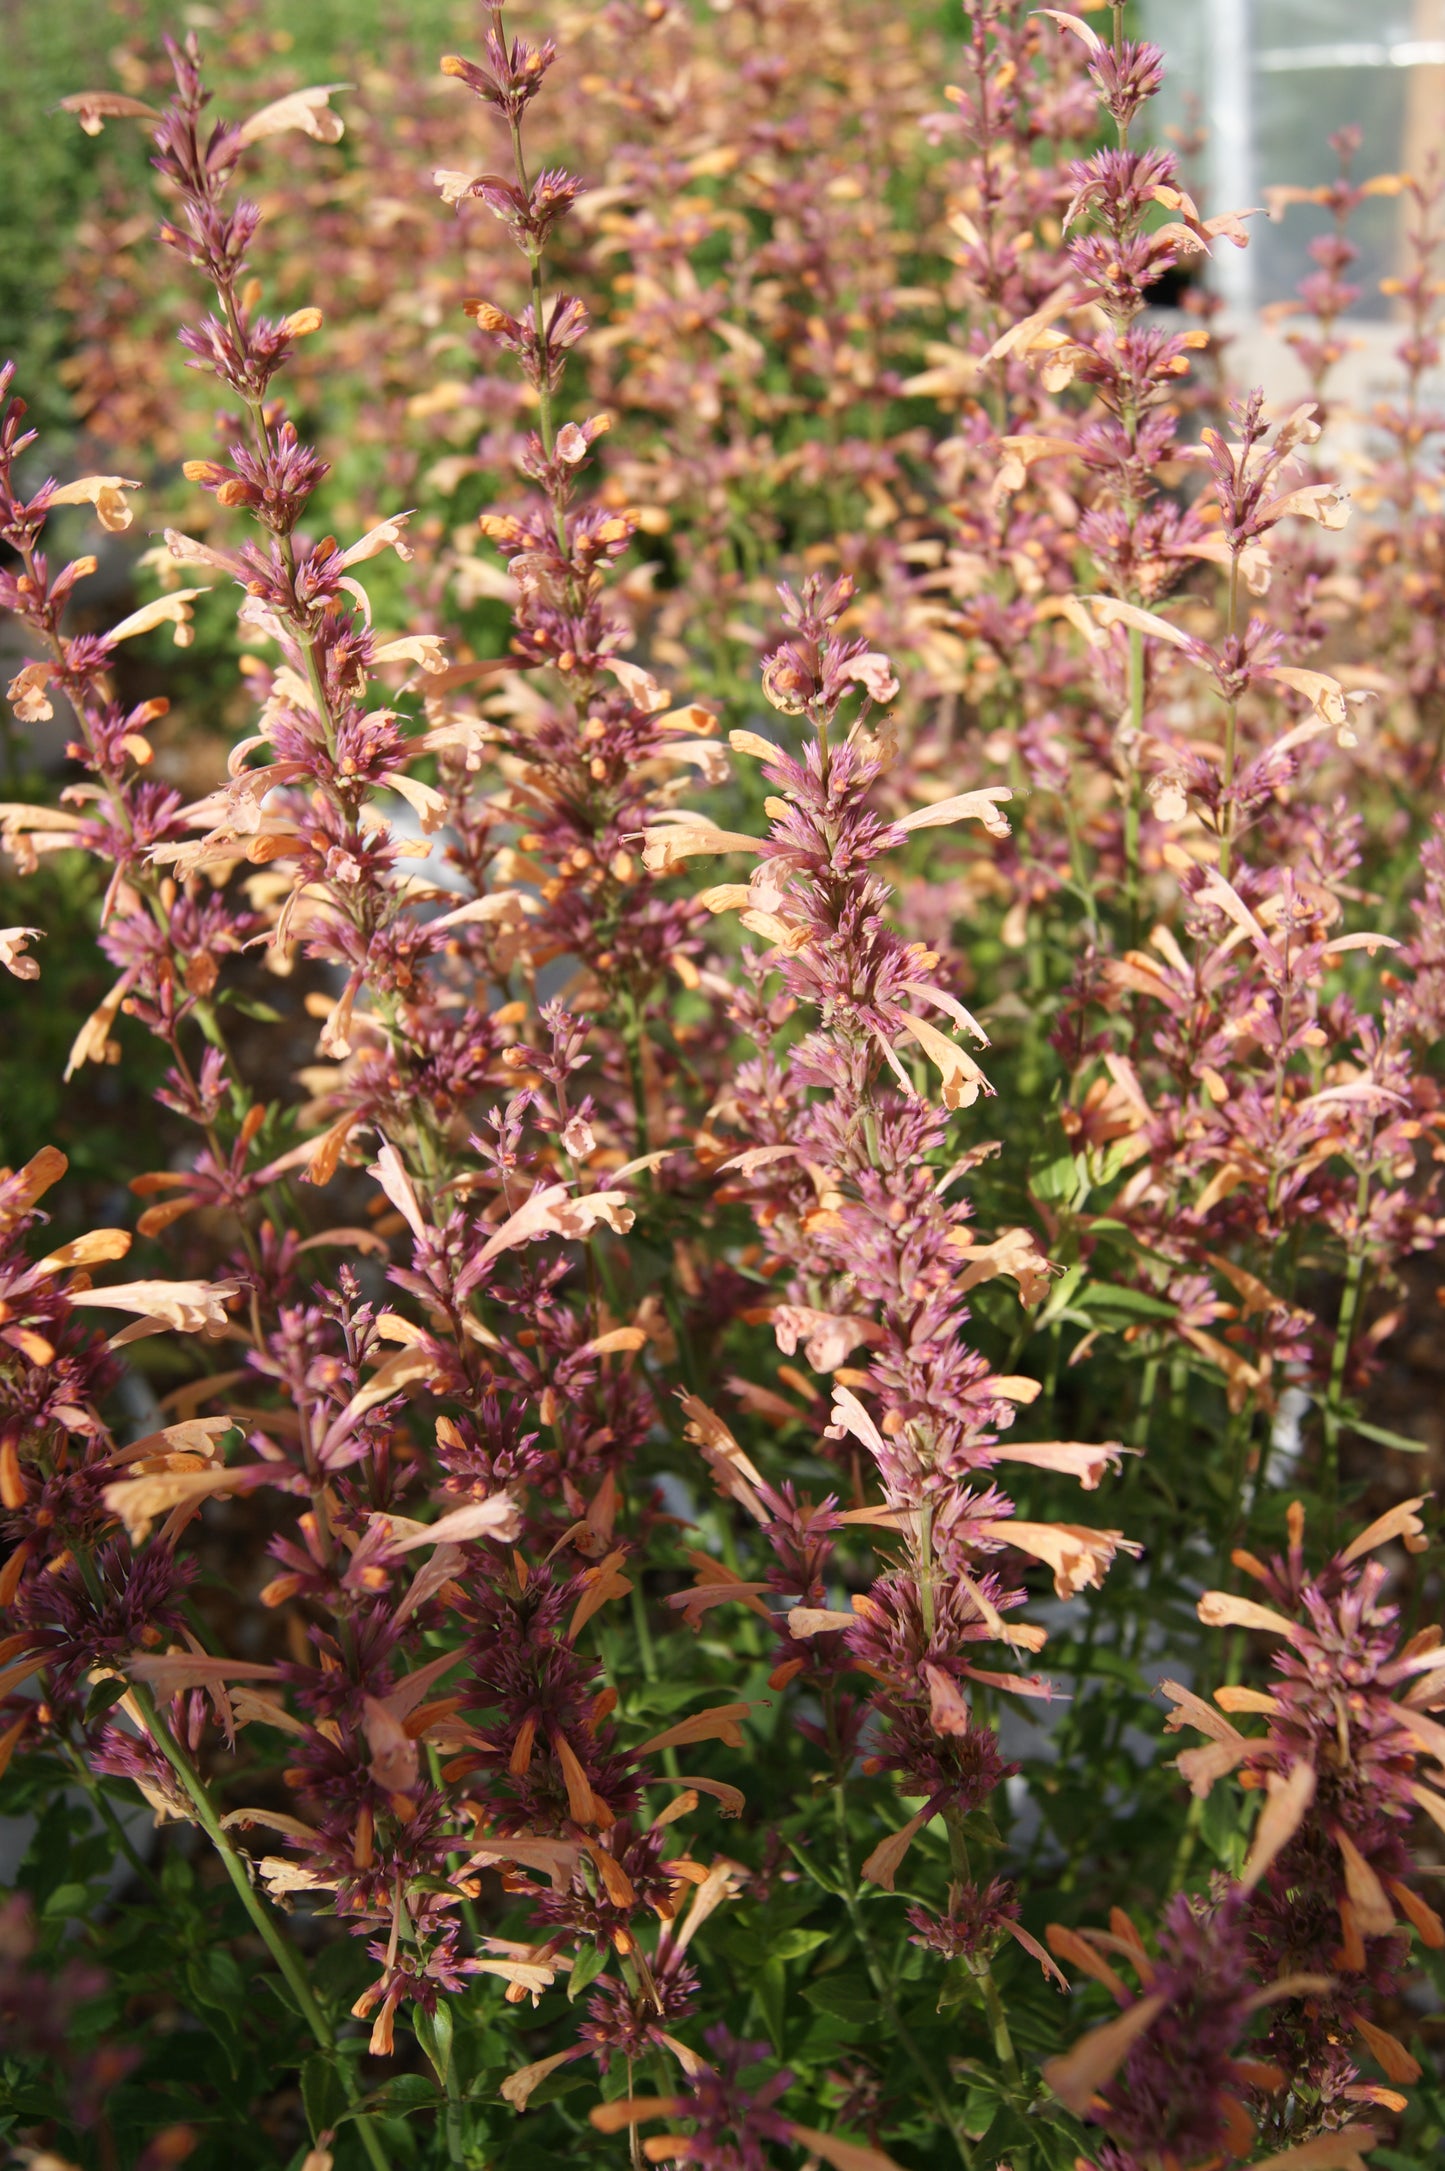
[1166,1500,1442,2137]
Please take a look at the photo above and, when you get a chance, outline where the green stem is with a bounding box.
[1133,1355,1160,1452]
[630,1571,659,1682]
[127,1683,391,2171]
[917,1495,936,1640]
[1061,788,1099,940]
[444,2059,467,2167]
[1218,698,1239,884]
[973,1957,1022,2094]
[61,1740,163,1899]
[626,2053,644,2171]
[130,1687,330,2041]
[833,1783,975,2169]
[945,1805,1025,2127]
[426,1743,483,1948]
[631,1575,682,1778]
[1321,1136,1376,1530]
[1322,1246,1368,1527]
[499,15,571,560]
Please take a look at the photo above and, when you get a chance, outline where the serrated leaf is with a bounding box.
[1030,1152,1081,1204]
[183,1952,245,2077]
[937,1961,986,2014]
[302,2052,347,2141]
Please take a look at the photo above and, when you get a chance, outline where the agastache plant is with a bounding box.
[653,569,1137,2148]
[1165,1500,1444,2139]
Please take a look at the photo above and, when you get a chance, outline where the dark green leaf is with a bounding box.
[756,1955,787,2054]
[381,2071,439,2110]
[414,1999,453,2086]
[83,1674,131,1725]
[769,1927,828,1962]
[567,1942,610,2002]
[302,2053,347,2142]
[802,1975,879,2023]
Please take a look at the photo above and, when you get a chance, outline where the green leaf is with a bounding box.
[302,2053,347,2142]
[83,1674,130,1726]
[769,1927,828,1963]
[1036,1261,1085,1325]
[1074,1283,1175,1320]
[622,1681,712,1717]
[936,1961,986,2015]
[253,1973,309,2026]
[802,1975,879,2023]
[1095,1135,1147,1185]
[1201,1779,1250,1873]
[961,2078,1004,2133]
[41,1882,91,1918]
[567,1942,610,2002]
[381,2071,438,2110]
[309,1933,371,2005]
[1029,1152,1080,1205]
[978,2102,1042,2157]
[1346,1417,1426,1454]
[756,1955,787,2054]
[218,990,283,1023]
[160,1855,195,1900]
[785,1841,845,1897]
[181,1950,247,2077]
[191,1947,246,2016]
[414,2000,453,2086]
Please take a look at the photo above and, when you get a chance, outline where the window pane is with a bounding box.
[1143,0,1445,315]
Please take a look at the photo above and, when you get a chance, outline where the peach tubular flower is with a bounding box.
[0,927,42,980]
